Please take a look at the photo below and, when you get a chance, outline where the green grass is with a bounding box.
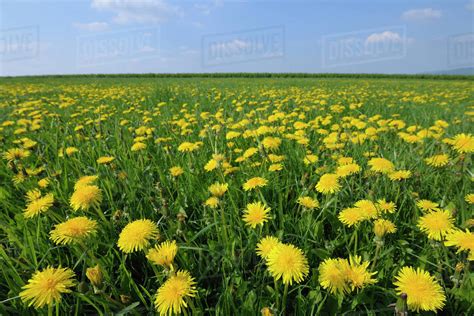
[0,77,473,315]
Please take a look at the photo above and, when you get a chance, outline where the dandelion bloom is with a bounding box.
[3,148,30,162]
[268,163,283,172]
[169,166,184,177]
[131,142,147,151]
[117,219,160,253]
[97,156,115,164]
[262,136,281,150]
[208,182,228,197]
[373,219,397,238]
[70,185,102,211]
[388,170,412,181]
[376,199,396,214]
[147,240,178,268]
[368,157,394,174]
[336,163,361,178]
[24,193,54,219]
[416,199,439,212]
[345,256,377,291]
[318,258,350,295]
[74,175,98,190]
[155,270,197,316]
[297,196,319,210]
[465,193,474,205]
[450,133,474,153]
[444,229,474,261]
[204,159,218,171]
[50,217,98,245]
[424,154,449,167]
[393,267,446,312]
[418,210,454,241]
[243,177,268,191]
[243,201,271,228]
[204,197,219,208]
[256,236,281,260]
[315,173,340,194]
[338,207,367,227]
[20,267,76,309]
[266,243,309,285]
[65,147,79,156]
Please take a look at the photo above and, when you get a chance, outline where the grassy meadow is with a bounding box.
[0,76,473,315]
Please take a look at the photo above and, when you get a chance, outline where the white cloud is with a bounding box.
[91,0,181,24]
[466,0,474,11]
[73,22,109,32]
[402,8,442,20]
[366,31,403,44]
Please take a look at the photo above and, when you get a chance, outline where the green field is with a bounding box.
[0,76,473,315]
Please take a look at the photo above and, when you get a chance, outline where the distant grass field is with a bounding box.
[0,76,473,315]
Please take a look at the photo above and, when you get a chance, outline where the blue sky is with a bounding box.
[0,0,473,75]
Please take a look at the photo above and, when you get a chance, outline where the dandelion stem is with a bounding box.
[281,283,289,315]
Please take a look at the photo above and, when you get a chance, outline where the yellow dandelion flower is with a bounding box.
[97,156,115,164]
[131,142,147,151]
[24,193,54,219]
[70,185,102,211]
[393,267,446,312]
[315,173,340,194]
[147,240,178,268]
[297,196,319,210]
[444,229,474,260]
[204,196,219,208]
[243,177,268,191]
[346,255,377,291]
[65,147,79,156]
[154,270,197,316]
[336,163,361,178]
[303,154,318,165]
[373,219,397,238]
[204,159,219,171]
[388,170,412,181]
[74,175,98,190]
[20,267,76,309]
[425,154,449,167]
[416,199,439,212]
[266,243,309,285]
[354,200,378,219]
[38,178,49,188]
[26,189,42,202]
[368,158,394,174]
[451,133,474,153]
[318,258,350,295]
[208,182,228,197]
[243,201,271,228]
[256,236,281,260]
[338,207,366,227]
[268,163,283,172]
[169,166,184,177]
[418,210,454,240]
[117,219,159,253]
[50,217,98,245]
[465,193,474,204]
[376,199,396,214]
[3,148,30,162]
[262,136,281,150]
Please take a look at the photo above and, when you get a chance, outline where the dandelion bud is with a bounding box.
[86,264,103,288]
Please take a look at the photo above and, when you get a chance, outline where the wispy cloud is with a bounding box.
[401,8,442,21]
[91,0,181,24]
[73,22,109,32]
[466,0,474,11]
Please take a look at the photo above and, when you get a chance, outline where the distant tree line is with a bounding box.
[2,73,473,80]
